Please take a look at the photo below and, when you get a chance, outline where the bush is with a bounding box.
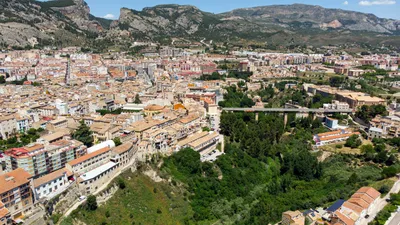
[335,144,343,149]
[379,185,390,195]
[118,178,126,189]
[105,210,111,218]
[86,195,97,211]
[157,208,162,214]
[345,135,362,148]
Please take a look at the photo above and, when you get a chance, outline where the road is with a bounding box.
[222,107,353,113]
[387,211,400,225]
[359,179,400,225]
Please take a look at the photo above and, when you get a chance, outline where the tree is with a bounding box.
[0,75,5,84]
[345,135,362,148]
[113,137,122,146]
[329,76,345,87]
[117,178,126,189]
[72,121,94,147]
[134,94,142,104]
[86,195,97,210]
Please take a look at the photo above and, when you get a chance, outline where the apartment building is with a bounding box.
[369,115,400,138]
[66,146,112,176]
[0,168,34,220]
[33,168,72,200]
[4,140,86,178]
[111,142,135,167]
[176,131,220,155]
[0,115,17,140]
[0,201,11,225]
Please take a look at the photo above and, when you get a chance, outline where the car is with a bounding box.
[386,198,391,202]
[79,196,87,201]
[365,215,370,219]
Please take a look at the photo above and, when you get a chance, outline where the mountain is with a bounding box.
[221,4,400,34]
[1,1,399,48]
[0,0,110,47]
[111,3,400,47]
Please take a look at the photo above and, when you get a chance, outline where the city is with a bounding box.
[0,0,400,225]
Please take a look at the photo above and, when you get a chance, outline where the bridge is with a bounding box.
[222,108,353,113]
[222,107,353,126]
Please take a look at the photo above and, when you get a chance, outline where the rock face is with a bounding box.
[1,2,400,47]
[0,0,108,47]
[111,3,400,45]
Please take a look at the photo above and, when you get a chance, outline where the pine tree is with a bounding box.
[72,121,94,147]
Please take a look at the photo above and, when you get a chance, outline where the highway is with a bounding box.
[222,107,353,113]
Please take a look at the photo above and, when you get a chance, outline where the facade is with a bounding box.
[0,168,34,220]
[325,117,339,129]
[336,91,386,108]
[368,127,383,140]
[66,146,112,176]
[369,115,400,138]
[77,161,118,194]
[4,140,86,178]
[111,142,135,167]
[0,201,11,225]
[0,115,17,140]
[33,169,72,200]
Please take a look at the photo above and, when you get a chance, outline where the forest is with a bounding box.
[160,112,397,224]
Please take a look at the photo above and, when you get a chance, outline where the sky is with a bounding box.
[84,0,399,20]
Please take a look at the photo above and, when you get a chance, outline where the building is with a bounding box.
[325,117,339,129]
[336,91,386,108]
[369,115,400,138]
[0,168,34,220]
[0,115,17,140]
[77,161,118,195]
[66,146,112,176]
[33,168,72,200]
[331,187,380,225]
[282,210,305,225]
[313,129,360,146]
[4,140,86,178]
[111,142,135,167]
[177,131,220,155]
[368,127,383,140]
[0,201,11,225]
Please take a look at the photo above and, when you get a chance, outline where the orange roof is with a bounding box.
[173,103,186,111]
[356,187,380,200]
[347,197,369,210]
[335,211,355,225]
[342,201,364,214]
[68,147,110,166]
[317,130,342,137]
[0,207,9,219]
[112,142,133,154]
[0,168,32,194]
[33,168,67,188]
[23,144,44,152]
[319,132,360,141]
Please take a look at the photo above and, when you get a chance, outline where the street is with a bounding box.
[387,210,400,225]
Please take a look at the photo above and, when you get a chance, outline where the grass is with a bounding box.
[70,171,192,225]
[320,140,373,155]
[370,178,396,197]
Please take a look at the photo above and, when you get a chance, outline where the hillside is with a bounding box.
[0,0,109,47]
[1,1,400,48]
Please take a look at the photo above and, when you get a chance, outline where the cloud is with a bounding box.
[103,14,115,19]
[343,1,349,5]
[359,0,396,5]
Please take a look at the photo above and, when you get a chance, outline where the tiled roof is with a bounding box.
[0,168,31,194]
[68,147,110,166]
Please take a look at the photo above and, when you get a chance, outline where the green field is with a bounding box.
[69,171,192,225]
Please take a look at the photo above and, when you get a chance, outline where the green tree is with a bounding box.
[329,76,345,87]
[86,195,97,211]
[113,137,122,146]
[134,94,142,104]
[345,135,362,148]
[72,121,94,147]
[0,75,5,84]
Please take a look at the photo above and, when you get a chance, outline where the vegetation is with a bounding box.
[86,195,98,211]
[345,134,362,148]
[371,192,400,225]
[72,121,94,147]
[71,173,192,225]
[218,86,255,108]
[356,104,388,123]
[113,137,122,146]
[134,94,142,104]
[0,128,44,152]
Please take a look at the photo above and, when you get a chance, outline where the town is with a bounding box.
[0,46,399,225]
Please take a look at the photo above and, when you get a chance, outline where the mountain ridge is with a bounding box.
[0,1,399,48]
